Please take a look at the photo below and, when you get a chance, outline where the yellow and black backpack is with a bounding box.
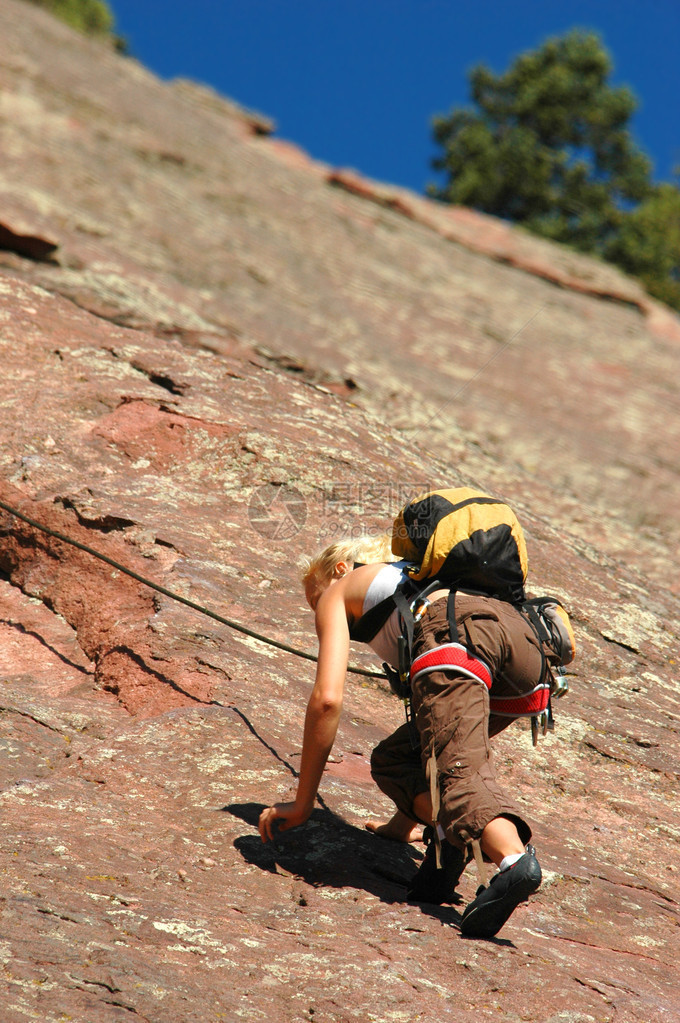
[351,487,529,643]
[392,486,528,600]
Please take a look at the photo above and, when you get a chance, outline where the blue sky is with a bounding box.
[110,0,679,194]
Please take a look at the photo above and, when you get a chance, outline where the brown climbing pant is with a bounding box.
[370,593,542,851]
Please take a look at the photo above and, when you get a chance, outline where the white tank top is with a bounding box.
[361,562,410,666]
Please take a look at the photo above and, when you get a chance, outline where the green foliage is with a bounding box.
[24,0,114,37]
[430,29,680,311]
[607,183,680,309]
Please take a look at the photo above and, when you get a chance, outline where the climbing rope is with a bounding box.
[0,497,385,680]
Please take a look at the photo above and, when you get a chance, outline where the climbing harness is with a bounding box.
[0,497,385,680]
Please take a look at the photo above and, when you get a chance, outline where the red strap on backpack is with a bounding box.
[410,642,492,689]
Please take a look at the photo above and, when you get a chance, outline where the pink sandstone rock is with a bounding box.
[0,3,678,1021]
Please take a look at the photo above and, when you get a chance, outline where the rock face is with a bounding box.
[0,3,679,1021]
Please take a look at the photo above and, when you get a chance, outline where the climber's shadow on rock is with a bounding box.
[224,801,462,925]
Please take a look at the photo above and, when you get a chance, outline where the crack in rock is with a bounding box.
[0,221,58,262]
[0,704,69,736]
[55,497,136,534]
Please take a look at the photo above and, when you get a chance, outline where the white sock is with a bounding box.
[499,852,524,872]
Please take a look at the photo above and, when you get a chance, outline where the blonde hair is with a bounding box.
[300,533,396,589]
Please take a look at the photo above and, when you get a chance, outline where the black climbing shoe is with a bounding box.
[407,831,466,905]
[459,845,542,939]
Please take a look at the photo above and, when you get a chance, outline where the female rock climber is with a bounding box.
[258,537,543,939]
